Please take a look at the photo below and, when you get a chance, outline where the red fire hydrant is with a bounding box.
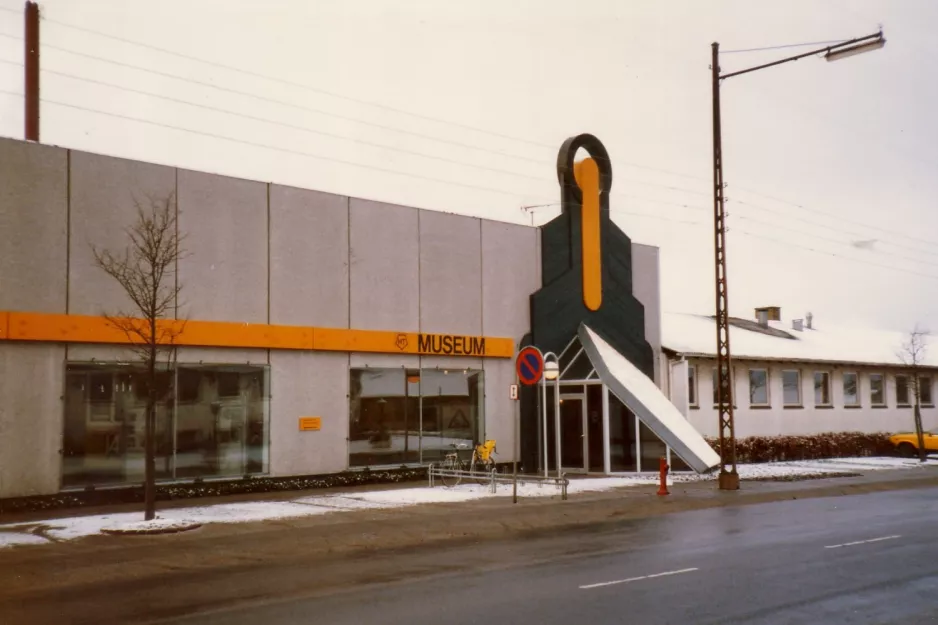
[657,456,670,496]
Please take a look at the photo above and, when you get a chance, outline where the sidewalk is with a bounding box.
[1,463,937,625]
[2,456,938,543]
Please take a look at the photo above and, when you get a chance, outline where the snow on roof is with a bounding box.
[662,312,938,369]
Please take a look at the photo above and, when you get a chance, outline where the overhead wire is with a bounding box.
[734,230,938,282]
[0,57,722,201]
[731,199,938,260]
[720,38,851,54]
[731,192,938,253]
[9,15,919,248]
[39,14,555,150]
[0,59,552,187]
[732,214,938,270]
[0,33,551,166]
[2,54,935,269]
[6,60,934,269]
[1,84,937,282]
[4,16,719,183]
[0,45,717,200]
[0,88,557,202]
[4,12,938,267]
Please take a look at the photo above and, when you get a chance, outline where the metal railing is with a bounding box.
[428,464,569,500]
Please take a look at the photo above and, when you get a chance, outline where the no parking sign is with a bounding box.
[515,346,544,386]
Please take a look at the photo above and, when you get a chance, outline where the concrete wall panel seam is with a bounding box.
[346,196,351,329]
[479,218,485,338]
[65,149,71,314]
[417,208,422,334]
[266,182,271,325]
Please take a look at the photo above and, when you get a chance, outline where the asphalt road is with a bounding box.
[163,487,938,625]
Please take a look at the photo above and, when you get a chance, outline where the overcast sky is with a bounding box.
[0,0,935,334]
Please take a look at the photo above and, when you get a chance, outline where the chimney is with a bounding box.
[754,306,781,326]
[805,312,813,330]
[792,319,803,332]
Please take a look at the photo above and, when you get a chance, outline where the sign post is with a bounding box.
[514,347,545,504]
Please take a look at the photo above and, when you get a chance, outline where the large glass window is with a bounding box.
[782,370,801,407]
[843,372,860,406]
[749,369,769,406]
[174,364,270,479]
[712,365,737,407]
[63,362,270,488]
[607,393,636,472]
[919,376,933,406]
[814,372,831,406]
[896,375,910,406]
[348,367,484,468]
[687,365,698,407]
[869,373,885,406]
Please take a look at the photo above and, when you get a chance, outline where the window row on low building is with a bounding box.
[686,363,934,410]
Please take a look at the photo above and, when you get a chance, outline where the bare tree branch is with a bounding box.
[898,324,930,463]
[91,192,187,521]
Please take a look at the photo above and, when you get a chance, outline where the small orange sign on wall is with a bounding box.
[299,417,322,431]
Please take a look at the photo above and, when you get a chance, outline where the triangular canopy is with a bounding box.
[578,324,721,474]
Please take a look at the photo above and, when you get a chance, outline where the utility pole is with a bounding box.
[24,0,40,142]
[709,31,884,490]
[711,42,738,491]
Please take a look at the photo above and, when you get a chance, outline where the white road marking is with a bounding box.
[579,567,699,590]
[824,535,901,549]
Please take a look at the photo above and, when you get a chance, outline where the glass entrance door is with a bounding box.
[560,394,587,473]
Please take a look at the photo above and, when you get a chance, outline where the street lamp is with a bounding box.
[544,360,559,381]
[542,353,560,478]
[711,31,885,491]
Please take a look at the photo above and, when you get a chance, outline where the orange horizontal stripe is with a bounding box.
[0,311,513,358]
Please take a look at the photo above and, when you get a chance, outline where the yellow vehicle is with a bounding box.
[890,430,938,456]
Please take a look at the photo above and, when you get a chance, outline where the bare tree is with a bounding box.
[92,193,187,520]
[898,325,930,463]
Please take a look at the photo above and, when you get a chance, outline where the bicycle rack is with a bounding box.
[428,463,569,500]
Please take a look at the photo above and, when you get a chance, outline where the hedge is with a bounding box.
[703,432,895,464]
[0,466,430,515]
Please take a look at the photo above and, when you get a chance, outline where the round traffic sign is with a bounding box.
[516,346,544,386]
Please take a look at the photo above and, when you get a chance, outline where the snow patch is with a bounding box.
[0,532,50,548]
[101,518,202,535]
[1,457,931,547]
[663,312,938,368]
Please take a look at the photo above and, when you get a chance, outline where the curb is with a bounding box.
[100,520,203,536]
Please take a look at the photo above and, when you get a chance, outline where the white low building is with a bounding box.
[662,307,938,438]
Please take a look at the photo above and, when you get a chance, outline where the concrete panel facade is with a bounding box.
[0,344,64,498]
[269,351,349,476]
[270,186,349,328]
[480,358,515,460]
[419,211,482,335]
[179,347,269,365]
[349,353,421,369]
[68,151,176,316]
[177,170,268,323]
[0,139,67,313]
[64,345,267,365]
[349,199,419,332]
[66,344,140,362]
[480,220,539,462]
[481,220,539,338]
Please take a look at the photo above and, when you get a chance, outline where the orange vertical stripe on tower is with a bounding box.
[575,158,602,311]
